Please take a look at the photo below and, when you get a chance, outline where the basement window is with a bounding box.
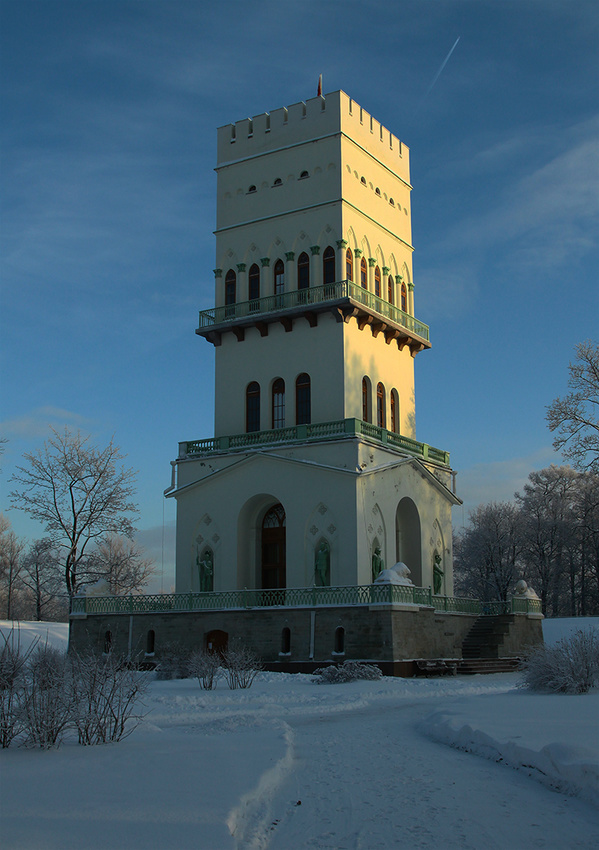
[333,626,345,655]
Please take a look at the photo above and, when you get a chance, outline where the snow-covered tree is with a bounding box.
[86,534,155,596]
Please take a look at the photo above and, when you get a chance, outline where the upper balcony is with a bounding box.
[197,279,430,354]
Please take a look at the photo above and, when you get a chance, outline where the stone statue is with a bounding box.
[197,549,214,592]
[433,552,444,595]
[512,579,539,599]
[371,546,384,582]
[314,541,330,587]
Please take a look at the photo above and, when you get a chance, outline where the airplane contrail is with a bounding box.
[424,36,461,98]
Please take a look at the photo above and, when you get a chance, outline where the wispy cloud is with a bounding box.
[0,407,95,440]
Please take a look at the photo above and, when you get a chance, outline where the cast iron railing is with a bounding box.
[70,586,542,617]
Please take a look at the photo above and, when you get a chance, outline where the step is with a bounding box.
[458,658,521,674]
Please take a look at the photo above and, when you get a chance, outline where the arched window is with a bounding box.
[346,248,353,282]
[295,373,311,425]
[401,283,407,312]
[225,269,236,315]
[390,389,399,434]
[281,627,291,654]
[146,629,155,655]
[374,266,381,298]
[360,257,367,289]
[248,185,256,193]
[388,275,394,304]
[334,626,345,654]
[274,259,285,295]
[272,378,285,429]
[273,177,282,186]
[249,263,260,306]
[299,170,309,179]
[362,377,371,422]
[323,245,335,286]
[103,630,112,654]
[377,382,386,428]
[297,252,310,290]
[246,381,260,432]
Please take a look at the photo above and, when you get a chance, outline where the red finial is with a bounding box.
[317,74,322,97]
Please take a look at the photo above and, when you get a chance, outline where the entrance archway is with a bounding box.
[395,497,422,586]
[261,503,286,588]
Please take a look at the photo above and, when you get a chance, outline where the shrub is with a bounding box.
[21,644,71,749]
[221,645,262,690]
[520,627,599,694]
[0,630,37,748]
[312,661,382,684]
[188,650,221,690]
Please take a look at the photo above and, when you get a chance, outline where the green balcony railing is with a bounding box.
[198,280,430,342]
[180,418,451,466]
[70,586,542,617]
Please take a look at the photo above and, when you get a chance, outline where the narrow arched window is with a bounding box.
[272,378,285,429]
[362,377,371,423]
[274,259,285,295]
[390,389,399,434]
[374,266,381,298]
[225,269,236,309]
[297,252,310,290]
[346,248,353,282]
[246,381,260,432]
[388,275,394,304]
[249,263,260,304]
[296,373,311,425]
[323,246,335,285]
[146,629,155,655]
[104,630,112,654]
[360,257,367,289]
[401,283,407,312]
[334,626,345,654]
[281,627,291,654]
[377,382,386,428]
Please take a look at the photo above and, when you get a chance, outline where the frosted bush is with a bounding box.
[0,630,37,748]
[520,627,599,694]
[221,645,262,690]
[21,644,71,749]
[312,661,382,684]
[188,650,221,690]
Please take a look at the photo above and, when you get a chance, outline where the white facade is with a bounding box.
[169,90,459,595]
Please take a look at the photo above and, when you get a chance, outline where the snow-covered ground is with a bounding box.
[1,618,598,850]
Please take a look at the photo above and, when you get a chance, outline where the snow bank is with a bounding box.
[0,620,69,654]
[543,616,599,646]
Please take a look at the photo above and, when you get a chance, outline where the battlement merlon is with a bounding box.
[216,90,411,184]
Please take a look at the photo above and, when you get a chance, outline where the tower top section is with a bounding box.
[216,90,410,184]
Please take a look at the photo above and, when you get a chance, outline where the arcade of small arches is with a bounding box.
[217,244,411,311]
[193,495,426,594]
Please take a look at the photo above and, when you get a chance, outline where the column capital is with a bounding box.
[354,248,362,257]
[236,263,246,273]
[213,268,223,278]
[368,257,376,268]
[285,251,295,262]
[310,245,321,256]
[408,282,415,291]
[382,266,390,275]
[260,257,270,267]
[395,275,402,284]
[336,239,348,250]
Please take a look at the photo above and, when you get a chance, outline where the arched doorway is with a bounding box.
[261,503,286,589]
[205,629,228,655]
[395,497,422,586]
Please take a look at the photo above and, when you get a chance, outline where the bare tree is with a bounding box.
[0,514,25,619]
[9,428,138,598]
[547,340,599,473]
[20,539,65,621]
[86,534,155,595]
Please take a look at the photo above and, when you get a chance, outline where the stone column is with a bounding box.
[310,245,320,290]
[236,263,247,302]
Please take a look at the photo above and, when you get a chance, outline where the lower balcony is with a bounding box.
[197,279,430,352]
[179,417,450,466]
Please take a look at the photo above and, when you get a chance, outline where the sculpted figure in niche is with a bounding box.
[371,546,384,582]
[314,541,331,587]
[197,548,214,593]
[433,551,444,595]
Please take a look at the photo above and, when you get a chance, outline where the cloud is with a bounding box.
[0,407,96,440]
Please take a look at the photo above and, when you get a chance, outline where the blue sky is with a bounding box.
[1,0,598,589]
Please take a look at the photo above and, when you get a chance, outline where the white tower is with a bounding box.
[170,90,459,596]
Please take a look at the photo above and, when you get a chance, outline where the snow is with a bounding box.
[1,619,598,849]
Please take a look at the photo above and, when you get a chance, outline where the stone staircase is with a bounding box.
[458,614,521,674]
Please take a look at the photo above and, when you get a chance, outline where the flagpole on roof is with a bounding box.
[317,74,322,97]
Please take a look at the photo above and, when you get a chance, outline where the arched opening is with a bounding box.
[225,269,236,316]
[205,629,228,655]
[323,245,335,286]
[396,498,422,586]
[297,252,310,290]
[362,376,372,422]
[281,627,291,654]
[374,265,381,298]
[146,629,155,655]
[401,283,407,312]
[346,247,353,281]
[376,382,386,428]
[390,389,399,434]
[246,381,260,432]
[272,378,285,429]
[334,626,345,654]
[274,258,285,298]
[388,275,394,304]
[261,503,286,589]
[103,630,112,654]
[360,257,367,289]
[248,263,260,308]
[295,373,311,425]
